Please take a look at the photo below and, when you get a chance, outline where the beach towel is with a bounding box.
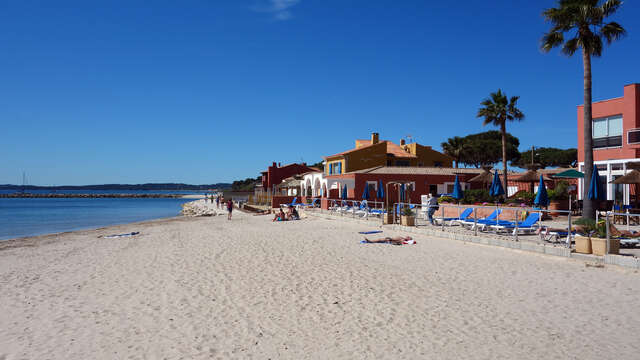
[360,239,416,245]
[358,231,383,234]
[101,232,140,238]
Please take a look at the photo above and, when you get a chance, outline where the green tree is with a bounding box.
[541,0,626,219]
[477,90,525,193]
[513,147,577,169]
[460,131,520,168]
[441,136,467,168]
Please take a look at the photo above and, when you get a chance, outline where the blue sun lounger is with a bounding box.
[435,208,473,226]
[490,212,540,235]
[460,209,502,230]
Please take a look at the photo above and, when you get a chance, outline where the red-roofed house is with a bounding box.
[323,132,453,176]
[257,162,319,195]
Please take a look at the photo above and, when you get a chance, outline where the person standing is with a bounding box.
[227,199,233,220]
[215,196,220,209]
[426,193,439,225]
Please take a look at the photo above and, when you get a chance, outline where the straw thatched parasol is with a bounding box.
[468,166,493,189]
[513,170,552,193]
[611,169,640,206]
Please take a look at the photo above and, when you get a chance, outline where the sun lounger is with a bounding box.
[436,208,473,226]
[490,213,540,235]
[459,209,502,230]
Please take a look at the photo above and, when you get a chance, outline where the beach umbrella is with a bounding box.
[377,180,384,199]
[534,175,549,207]
[341,184,348,200]
[587,164,604,201]
[451,175,464,200]
[400,183,406,202]
[362,183,370,200]
[611,170,640,207]
[490,171,505,197]
[552,169,584,179]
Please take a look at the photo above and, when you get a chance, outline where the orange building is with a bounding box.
[324,132,453,175]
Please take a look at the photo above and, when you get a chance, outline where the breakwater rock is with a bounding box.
[181,200,223,217]
[0,193,186,199]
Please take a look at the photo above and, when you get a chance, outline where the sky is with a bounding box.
[1,0,638,185]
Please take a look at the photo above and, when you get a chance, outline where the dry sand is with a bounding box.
[1,208,640,359]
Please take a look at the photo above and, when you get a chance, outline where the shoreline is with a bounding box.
[0,215,187,250]
[0,193,206,199]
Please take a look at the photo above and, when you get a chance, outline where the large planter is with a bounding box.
[400,215,415,226]
[574,235,592,254]
[548,199,569,217]
[591,238,620,256]
[383,213,394,224]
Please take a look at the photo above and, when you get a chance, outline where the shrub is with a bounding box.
[461,189,493,204]
[549,180,569,201]
[438,196,455,204]
[402,207,415,216]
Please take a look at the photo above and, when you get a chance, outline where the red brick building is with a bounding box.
[577,83,640,204]
[258,162,319,194]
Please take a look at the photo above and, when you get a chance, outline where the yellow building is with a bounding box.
[324,132,453,175]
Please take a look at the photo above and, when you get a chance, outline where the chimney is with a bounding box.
[400,139,406,146]
[278,162,281,167]
[302,162,307,166]
[272,162,277,168]
[371,132,379,144]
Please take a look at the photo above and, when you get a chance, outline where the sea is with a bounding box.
[0,190,204,241]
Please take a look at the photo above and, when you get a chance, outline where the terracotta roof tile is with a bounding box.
[325,140,416,159]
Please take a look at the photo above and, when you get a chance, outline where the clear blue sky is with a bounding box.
[1,0,638,185]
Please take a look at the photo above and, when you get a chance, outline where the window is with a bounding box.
[593,115,622,149]
[327,162,342,175]
[434,161,443,167]
[395,160,410,167]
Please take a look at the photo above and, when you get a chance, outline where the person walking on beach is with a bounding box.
[215,196,220,209]
[426,193,438,225]
[227,199,233,220]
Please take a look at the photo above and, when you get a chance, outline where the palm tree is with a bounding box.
[441,136,466,168]
[477,90,525,197]
[541,0,625,219]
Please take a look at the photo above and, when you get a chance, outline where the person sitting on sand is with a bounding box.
[363,236,415,245]
[287,205,300,220]
[273,208,286,222]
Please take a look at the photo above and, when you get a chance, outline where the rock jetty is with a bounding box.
[0,193,186,199]
[181,199,223,217]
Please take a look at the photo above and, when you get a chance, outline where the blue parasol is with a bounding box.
[490,171,505,197]
[341,184,348,200]
[587,164,604,200]
[451,175,464,200]
[377,180,384,199]
[534,175,549,207]
[362,183,370,200]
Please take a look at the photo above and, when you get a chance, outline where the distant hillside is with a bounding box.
[0,183,232,191]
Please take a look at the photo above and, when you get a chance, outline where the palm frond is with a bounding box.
[541,31,565,52]
[561,36,580,56]
[600,21,626,44]
[601,0,623,17]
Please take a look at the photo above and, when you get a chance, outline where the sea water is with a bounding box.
[0,197,195,241]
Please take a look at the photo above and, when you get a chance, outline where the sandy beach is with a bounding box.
[1,207,640,359]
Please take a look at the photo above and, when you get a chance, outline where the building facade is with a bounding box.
[257,162,319,195]
[323,132,453,176]
[577,83,640,204]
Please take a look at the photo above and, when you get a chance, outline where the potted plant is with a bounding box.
[383,206,394,224]
[589,220,620,256]
[400,207,415,226]
[548,181,570,216]
[573,218,595,254]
